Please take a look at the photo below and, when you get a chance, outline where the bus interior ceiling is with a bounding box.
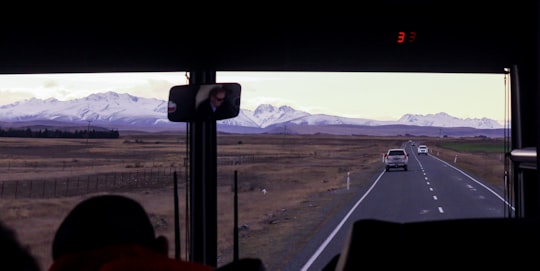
[0,2,536,74]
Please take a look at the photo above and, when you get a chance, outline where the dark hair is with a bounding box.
[0,220,40,271]
[209,86,226,97]
[51,194,156,260]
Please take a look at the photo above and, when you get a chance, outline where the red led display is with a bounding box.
[397,31,416,43]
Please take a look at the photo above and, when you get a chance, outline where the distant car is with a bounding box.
[417,145,429,155]
[384,148,408,171]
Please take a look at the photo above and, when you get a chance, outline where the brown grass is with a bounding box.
[0,134,506,271]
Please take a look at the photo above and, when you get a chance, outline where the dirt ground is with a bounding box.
[0,134,506,270]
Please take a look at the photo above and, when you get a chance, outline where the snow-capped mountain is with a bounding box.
[0,91,505,135]
[398,112,503,129]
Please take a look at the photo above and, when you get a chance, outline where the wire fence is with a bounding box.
[0,167,183,199]
[0,152,317,199]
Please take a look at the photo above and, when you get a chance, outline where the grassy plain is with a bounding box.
[0,134,506,270]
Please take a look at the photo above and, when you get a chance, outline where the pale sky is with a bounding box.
[0,71,509,123]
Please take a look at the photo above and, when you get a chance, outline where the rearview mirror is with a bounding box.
[167,83,241,122]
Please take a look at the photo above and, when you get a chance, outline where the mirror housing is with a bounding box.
[168,83,241,122]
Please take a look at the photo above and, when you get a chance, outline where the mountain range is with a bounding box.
[0,91,507,137]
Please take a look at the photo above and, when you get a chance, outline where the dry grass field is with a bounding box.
[0,133,507,270]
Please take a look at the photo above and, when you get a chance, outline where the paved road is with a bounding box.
[283,143,513,271]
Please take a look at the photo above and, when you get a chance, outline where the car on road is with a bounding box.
[417,145,429,155]
[384,148,409,171]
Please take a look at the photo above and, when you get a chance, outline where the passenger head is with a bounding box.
[49,194,217,271]
[209,86,227,108]
[0,220,41,271]
[51,194,166,260]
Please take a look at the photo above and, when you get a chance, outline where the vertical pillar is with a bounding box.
[189,70,217,266]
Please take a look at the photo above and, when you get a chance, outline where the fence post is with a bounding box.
[347,172,350,190]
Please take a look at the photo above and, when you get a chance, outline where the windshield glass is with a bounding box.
[0,71,511,270]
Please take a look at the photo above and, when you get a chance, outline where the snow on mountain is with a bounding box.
[218,109,259,127]
[0,91,167,125]
[0,91,504,132]
[246,105,310,128]
[286,113,391,126]
[398,112,503,129]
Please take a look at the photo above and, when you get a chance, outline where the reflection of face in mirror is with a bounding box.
[196,86,236,121]
[210,87,227,111]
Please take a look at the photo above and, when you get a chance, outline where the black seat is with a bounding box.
[324,218,540,270]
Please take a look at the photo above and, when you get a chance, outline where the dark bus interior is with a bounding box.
[1,1,538,269]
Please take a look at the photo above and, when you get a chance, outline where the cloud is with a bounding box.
[43,80,59,88]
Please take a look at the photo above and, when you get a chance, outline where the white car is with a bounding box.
[417,145,429,155]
